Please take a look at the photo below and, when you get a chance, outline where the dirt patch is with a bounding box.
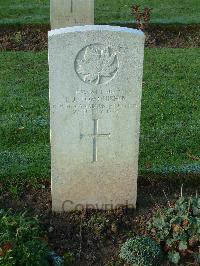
[0,178,198,265]
[0,24,199,51]
[139,24,200,48]
[0,25,48,52]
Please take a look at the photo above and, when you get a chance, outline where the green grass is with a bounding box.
[0,52,49,192]
[0,0,49,25]
[96,0,200,25]
[140,49,200,175]
[0,0,199,25]
[0,49,200,192]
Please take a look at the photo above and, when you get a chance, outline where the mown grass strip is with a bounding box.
[0,49,199,191]
[0,0,199,25]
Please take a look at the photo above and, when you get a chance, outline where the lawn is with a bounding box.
[0,0,199,25]
[0,0,49,25]
[96,0,200,24]
[0,49,199,192]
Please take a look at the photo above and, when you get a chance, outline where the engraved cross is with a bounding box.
[80,119,111,162]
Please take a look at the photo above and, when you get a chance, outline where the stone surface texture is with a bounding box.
[50,0,94,29]
[49,25,145,212]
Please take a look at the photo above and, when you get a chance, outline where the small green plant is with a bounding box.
[64,251,75,266]
[108,260,124,266]
[85,214,109,239]
[148,196,200,264]
[120,236,163,266]
[12,31,23,44]
[0,209,50,266]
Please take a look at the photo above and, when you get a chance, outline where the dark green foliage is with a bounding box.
[0,209,50,265]
[120,236,163,265]
[63,252,75,266]
[148,196,200,264]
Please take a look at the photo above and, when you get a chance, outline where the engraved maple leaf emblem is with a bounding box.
[76,45,118,85]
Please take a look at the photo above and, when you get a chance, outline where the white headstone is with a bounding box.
[49,25,145,212]
[50,0,94,29]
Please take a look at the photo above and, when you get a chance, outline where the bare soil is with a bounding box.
[0,24,200,51]
[0,178,199,265]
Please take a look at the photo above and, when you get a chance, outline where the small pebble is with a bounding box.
[48,226,54,233]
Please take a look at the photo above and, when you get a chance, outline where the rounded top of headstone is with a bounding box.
[48,25,145,39]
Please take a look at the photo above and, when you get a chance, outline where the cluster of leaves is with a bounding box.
[120,236,163,266]
[131,4,152,30]
[0,210,50,266]
[148,196,200,264]
[84,214,110,240]
[63,252,75,266]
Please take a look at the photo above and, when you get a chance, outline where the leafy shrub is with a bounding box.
[148,196,200,264]
[63,251,75,266]
[120,236,163,266]
[131,4,152,30]
[85,214,109,239]
[0,209,50,266]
